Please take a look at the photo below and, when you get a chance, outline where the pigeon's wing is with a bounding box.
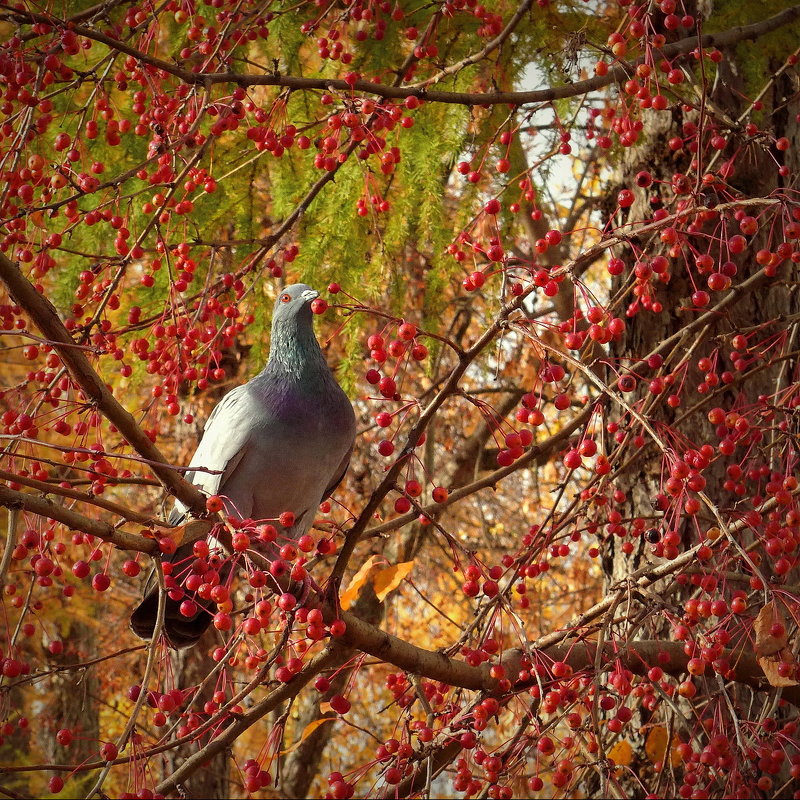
[170,384,254,521]
[185,384,254,493]
[136,384,257,646]
[322,441,353,501]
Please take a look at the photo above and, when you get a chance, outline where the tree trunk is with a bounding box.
[163,629,231,799]
[589,4,800,796]
[280,590,383,797]
[37,618,100,796]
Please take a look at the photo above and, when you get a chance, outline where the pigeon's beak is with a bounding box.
[301,289,320,304]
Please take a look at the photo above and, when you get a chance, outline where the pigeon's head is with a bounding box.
[272,284,319,328]
[267,285,324,370]
[265,283,330,376]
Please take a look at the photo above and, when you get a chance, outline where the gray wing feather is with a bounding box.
[322,442,353,501]
[171,385,254,519]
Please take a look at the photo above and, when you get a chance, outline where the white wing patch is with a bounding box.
[171,385,254,517]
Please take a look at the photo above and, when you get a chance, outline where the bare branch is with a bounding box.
[4,6,798,105]
[0,484,157,553]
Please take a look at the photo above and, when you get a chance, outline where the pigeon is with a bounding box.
[130,284,356,648]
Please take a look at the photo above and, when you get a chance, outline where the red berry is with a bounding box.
[92,573,110,592]
[279,511,296,527]
[398,322,417,340]
[329,694,351,714]
[122,560,140,577]
[278,593,297,611]
[56,728,73,746]
[100,742,118,761]
[206,495,224,513]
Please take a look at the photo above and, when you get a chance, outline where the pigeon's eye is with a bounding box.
[280,293,291,303]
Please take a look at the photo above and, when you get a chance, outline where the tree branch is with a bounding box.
[0,484,157,553]
[153,644,345,796]
[412,0,534,89]
[0,253,207,514]
[330,287,537,584]
[0,468,160,527]
[362,400,594,540]
[4,6,799,106]
[1,634,794,787]
[388,639,800,798]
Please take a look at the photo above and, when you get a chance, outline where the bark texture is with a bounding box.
[590,3,800,796]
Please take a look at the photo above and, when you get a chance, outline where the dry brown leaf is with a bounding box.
[144,519,212,549]
[280,717,334,754]
[758,646,799,687]
[182,518,214,542]
[339,555,382,610]
[373,561,415,601]
[754,601,788,657]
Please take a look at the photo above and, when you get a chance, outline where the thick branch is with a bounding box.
[154,644,344,796]
[0,484,157,553]
[538,639,800,703]
[389,639,800,798]
[0,253,207,514]
[322,494,792,697]
[0,468,159,527]
[1,634,795,787]
[334,606,498,691]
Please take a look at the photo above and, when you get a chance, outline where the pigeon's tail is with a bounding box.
[130,582,214,649]
[129,539,225,649]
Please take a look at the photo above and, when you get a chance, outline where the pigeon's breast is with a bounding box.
[223,378,354,523]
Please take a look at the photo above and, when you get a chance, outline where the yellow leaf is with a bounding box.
[340,555,382,610]
[645,726,682,767]
[280,717,334,755]
[607,739,633,767]
[373,561,415,601]
[645,727,667,764]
